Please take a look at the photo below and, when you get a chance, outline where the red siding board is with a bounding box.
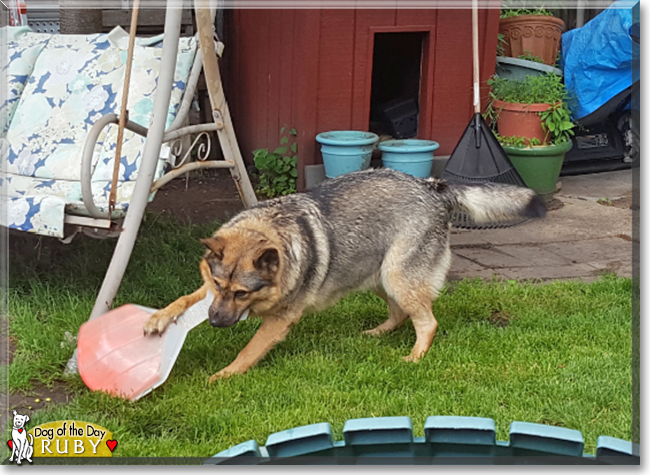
[395,8,437,27]
[279,9,296,133]
[292,10,321,187]
[228,10,261,162]
[431,9,474,155]
[264,10,280,147]
[420,24,437,141]
[481,8,500,108]
[316,10,356,133]
[252,10,271,155]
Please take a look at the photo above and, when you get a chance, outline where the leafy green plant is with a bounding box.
[253,126,298,198]
[486,73,575,145]
[500,8,553,18]
[495,133,541,148]
[488,72,566,104]
[497,33,507,56]
[538,101,575,145]
[518,51,546,64]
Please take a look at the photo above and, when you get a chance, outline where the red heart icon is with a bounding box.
[106,440,118,452]
[18,429,23,434]
[7,440,12,450]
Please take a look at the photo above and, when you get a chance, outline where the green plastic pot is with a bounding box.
[501,140,573,199]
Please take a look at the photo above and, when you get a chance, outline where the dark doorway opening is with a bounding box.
[369,32,425,139]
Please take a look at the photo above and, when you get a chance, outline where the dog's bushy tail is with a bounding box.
[431,180,546,224]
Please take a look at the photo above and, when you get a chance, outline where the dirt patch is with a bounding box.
[147,168,247,225]
[610,196,634,209]
[596,196,633,210]
[1,319,73,430]
[2,381,73,420]
[546,198,564,212]
[488,311,511,328]
[1,318,15,367]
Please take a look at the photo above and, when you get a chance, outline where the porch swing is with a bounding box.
[1,1,257,373]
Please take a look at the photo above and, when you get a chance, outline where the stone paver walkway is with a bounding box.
[448,169,635,282]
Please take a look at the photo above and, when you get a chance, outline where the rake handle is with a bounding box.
[472,0,482,148]
[109,0,140,217]
[472,0,480,114]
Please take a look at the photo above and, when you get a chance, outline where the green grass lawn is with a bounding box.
[6,214,633,457]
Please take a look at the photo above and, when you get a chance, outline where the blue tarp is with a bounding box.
[560,0,639,120]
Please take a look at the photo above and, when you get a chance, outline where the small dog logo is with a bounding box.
[8,410,34,464]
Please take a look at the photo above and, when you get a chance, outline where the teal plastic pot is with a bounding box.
[378,139,440,178]
[502,140,573,198]
[315,131,379,178]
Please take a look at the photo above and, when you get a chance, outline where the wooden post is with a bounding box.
[195,1,258,208]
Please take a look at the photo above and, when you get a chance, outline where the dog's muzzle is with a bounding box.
[208,308,250,327]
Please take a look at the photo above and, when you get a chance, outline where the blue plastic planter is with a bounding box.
[378,139,440,178]
[315,131,379,179]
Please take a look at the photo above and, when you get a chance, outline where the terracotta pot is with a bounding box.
[499,15,565,66]
[492,100,551,145]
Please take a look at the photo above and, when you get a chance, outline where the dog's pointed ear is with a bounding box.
[12,410,16,416]
[200,237,225,260]
[254,248,280,277]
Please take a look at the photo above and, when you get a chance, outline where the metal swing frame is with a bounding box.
[65,0,257,372]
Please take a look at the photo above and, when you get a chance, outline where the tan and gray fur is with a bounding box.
[144,168,545,381]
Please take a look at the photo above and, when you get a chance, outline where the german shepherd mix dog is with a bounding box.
[144,169,545,382]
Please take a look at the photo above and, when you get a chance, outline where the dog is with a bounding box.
[9,410,33,464]
[143,168,545,381]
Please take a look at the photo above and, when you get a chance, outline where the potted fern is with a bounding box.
[486,73,575,199]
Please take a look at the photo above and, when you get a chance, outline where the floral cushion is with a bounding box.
[6,195,67,238]
[0,27,52,135]
[1,27,197,238]
[3,173,138,237]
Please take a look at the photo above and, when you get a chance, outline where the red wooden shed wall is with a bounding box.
[225,8,500,190]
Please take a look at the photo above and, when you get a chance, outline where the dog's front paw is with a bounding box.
[402,352,425,363]
[209,370,233,383]
[143,310,175,336]
[209,366,244,383]
[362,328,383,337]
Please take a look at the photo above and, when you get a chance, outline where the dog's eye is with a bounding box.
[213,280,222,291]
[233,290,248,299]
